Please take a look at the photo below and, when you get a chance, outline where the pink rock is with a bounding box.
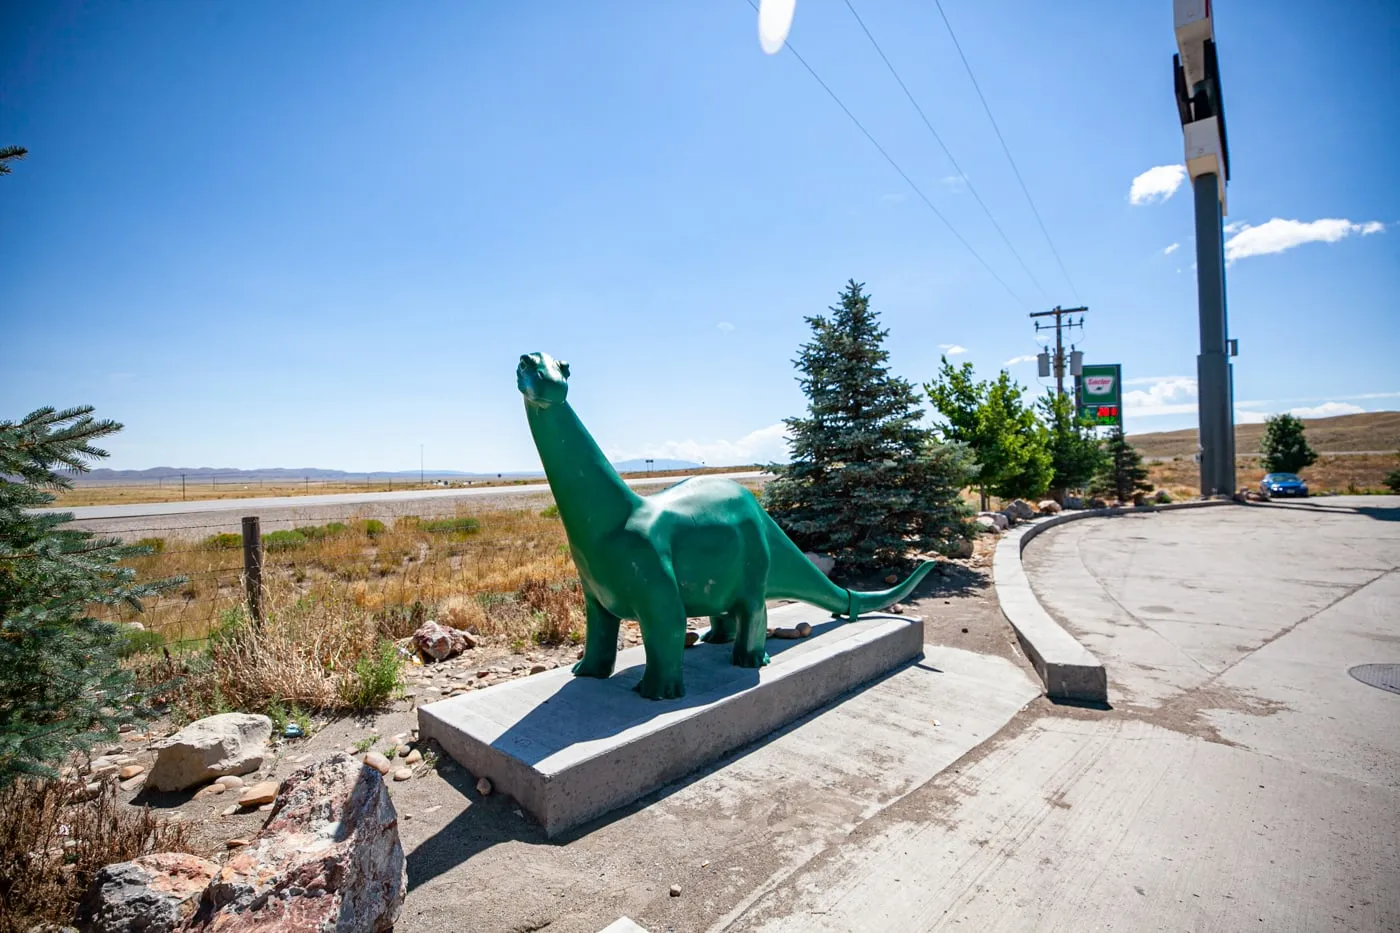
[185,753,406,932]
[412,620,475,662]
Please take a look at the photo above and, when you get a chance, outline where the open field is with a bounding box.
[56,464,762,508]
[1129,410,1400,459]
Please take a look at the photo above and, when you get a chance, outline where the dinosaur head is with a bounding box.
[517,352,571,408]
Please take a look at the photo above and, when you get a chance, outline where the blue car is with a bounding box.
[1260,472,1308,498]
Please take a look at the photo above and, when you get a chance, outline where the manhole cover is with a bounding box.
[1349,664,1400,695]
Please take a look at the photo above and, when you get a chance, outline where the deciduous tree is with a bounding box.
[1259,413,1317,475]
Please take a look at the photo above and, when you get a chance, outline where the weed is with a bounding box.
[419,517,480,536]
[266,697,289,734]
[539,504,560,519]
[338,641,402,711]
[351,735,378,755]
[201,532,242,550]
[357,519,386,538]
[133,536,166,554]
[112,626,166,659]
[263,529,308,552]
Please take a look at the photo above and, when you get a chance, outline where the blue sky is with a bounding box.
[2,1,1396,472]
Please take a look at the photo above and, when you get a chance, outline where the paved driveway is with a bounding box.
[727,498,1399,932]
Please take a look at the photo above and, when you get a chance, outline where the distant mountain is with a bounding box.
[77,466,516,482]
[72,459,708,483]
[611,459,703,472]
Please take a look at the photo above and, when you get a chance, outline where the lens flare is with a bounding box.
[758,0,797,55]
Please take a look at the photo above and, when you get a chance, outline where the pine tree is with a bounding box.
[925,360,1053,509]
[1259,413,1317,475]
[764,281,975,575]
[0,407,168,786]
[1091,426,1152,502]
[1039,392,1107,500]
[0,145,26,175]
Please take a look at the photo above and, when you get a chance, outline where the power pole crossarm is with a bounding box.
[1030,306,1087,397]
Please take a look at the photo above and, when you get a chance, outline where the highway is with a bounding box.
[47,471,768,537]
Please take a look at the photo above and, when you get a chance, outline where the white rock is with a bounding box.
[1037,500,1062,515]
[977,511,1010,531]
[146,713,272,793]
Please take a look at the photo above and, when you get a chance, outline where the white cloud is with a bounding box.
[1163,242,1180,255]
[1287,401,1366,419]
[1235,409,1270,425]
[880,192,907,204]
[613,422,789,466]
[1129,165,1187,205]
[716,321,735,334]
[1123,376,1198,417]
[1224,218,1386,263]
[1223,221,1246,234]
[1004,354,1039,366]
[939,343,968,356]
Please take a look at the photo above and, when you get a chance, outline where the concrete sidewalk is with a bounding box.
[724,497,1400,932]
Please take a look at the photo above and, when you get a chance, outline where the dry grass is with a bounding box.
[1130,411,1400,459]
[111,506,587,716]
[1148,453,1397,497]
[0,776,193,933]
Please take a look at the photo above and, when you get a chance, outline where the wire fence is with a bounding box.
[101,513,578,650]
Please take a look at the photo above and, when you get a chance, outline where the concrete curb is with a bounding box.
[991,499,1237,703]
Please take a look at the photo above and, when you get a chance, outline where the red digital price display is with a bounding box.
[1096,406,1119,418]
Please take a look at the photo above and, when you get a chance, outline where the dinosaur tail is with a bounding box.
[762,513,935,618]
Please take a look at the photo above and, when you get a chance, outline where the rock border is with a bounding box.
[991,499,1236,703]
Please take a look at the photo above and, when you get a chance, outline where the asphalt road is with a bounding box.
[730,497,1400,932]
[48,471,767,539]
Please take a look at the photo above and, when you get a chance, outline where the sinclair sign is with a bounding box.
[1078,364,1123,427]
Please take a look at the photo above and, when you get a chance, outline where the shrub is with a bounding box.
[0,777,193,933]
[262,529,308,552]
[1154,490,1172,504]
[201,532,242,550]
[539,504,560,519]
[357,518,386,538]
[133,536,166,554]
[338,641,403,710]
[419,517,480,535]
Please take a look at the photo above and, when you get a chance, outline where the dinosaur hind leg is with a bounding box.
[573,593,621,679]
[702,613,738,644]
[731,601,770,669]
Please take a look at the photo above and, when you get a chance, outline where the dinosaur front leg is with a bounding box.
[732,601,771,669]
[573,593,621,679]
[634,586,688,700]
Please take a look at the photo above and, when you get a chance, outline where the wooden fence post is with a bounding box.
[241,516,264,627]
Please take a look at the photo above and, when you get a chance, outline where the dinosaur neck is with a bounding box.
[526,400,640,540]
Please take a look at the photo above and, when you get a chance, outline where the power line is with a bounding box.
[744,0,1029,309]
[933,0,1081,301]
[841,0,1052,304]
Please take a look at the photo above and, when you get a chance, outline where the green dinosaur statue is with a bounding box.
[518,351,934,700]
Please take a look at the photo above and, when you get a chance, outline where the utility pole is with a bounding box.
[1030,306,1087,396]
[1175,0,1236,496]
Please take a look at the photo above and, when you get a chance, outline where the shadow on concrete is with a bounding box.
[405,655,926,891]
[1275,500,1400,522]
[481,617,846,769]
[1048,696,1114,712]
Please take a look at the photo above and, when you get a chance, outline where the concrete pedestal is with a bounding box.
[417,604,922,837]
